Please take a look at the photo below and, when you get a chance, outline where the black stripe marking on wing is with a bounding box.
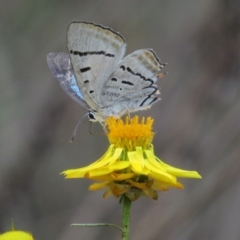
[120,65,154,86]
[70,50,115,58]
[80,67,91,73]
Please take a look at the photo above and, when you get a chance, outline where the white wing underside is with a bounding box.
[65,22,165,121]
[100,49,162,116]
[67,22,126,111]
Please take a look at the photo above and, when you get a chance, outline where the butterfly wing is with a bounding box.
[101,49,165,116]
[67,22,127,111]
[46,52,90,110]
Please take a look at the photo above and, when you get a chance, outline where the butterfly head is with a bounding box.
[88,111,97,122]
[87,111,106,123]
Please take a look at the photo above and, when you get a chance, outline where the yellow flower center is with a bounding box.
[106,116,154,150]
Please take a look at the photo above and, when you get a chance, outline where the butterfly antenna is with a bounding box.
[70,113,89,142]
[88,121,94,135]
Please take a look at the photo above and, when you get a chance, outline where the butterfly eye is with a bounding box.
[88,111,96,121]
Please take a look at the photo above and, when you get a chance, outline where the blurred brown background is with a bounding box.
[0,0,240,239]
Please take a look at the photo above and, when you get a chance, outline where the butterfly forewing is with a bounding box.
[67,22,127,111]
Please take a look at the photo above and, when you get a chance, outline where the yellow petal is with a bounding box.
[126,179,148,189]
[128,151,144,172]
[144,150,168,172]
[108,161,130,171]
[86,161,129,177]
[87,172,136,181]
[148,171,177,184]
[103,189,112,198]
[88,175,115,181]
[152,180,184,190]
[111,172,136,180]
[81,145,115,170]
[145,149,202,179]
[86,168,113,177]
[89,181,109,190]
[135,147,145,167]
[129,164,150,175]
[62,147,113,178]
[155,157,202,178]
[90,145,114,164]
[62,169,86,178]
[108,148,123,165]
[81,146,121,171]
[62,147,124,179]
[144,160,176,183]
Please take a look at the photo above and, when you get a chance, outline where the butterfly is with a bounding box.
[47,22,165,125]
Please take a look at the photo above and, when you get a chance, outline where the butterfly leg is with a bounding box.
[117,108,131,119]
[100,121,108,133]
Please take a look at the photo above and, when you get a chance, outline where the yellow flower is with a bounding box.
[0,221,34,240]
[62,116,201,201]
[0,231,33,240]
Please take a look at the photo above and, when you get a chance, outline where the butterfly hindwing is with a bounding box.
[67,22,127,111]
[100,49,164,115]
[46,52,90,110]
[101,87,160,117]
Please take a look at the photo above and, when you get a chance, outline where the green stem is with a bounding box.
[122,196,131,240]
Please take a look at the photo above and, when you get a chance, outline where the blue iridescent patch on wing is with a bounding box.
[47,52,90,110]
[69,75,83,100]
